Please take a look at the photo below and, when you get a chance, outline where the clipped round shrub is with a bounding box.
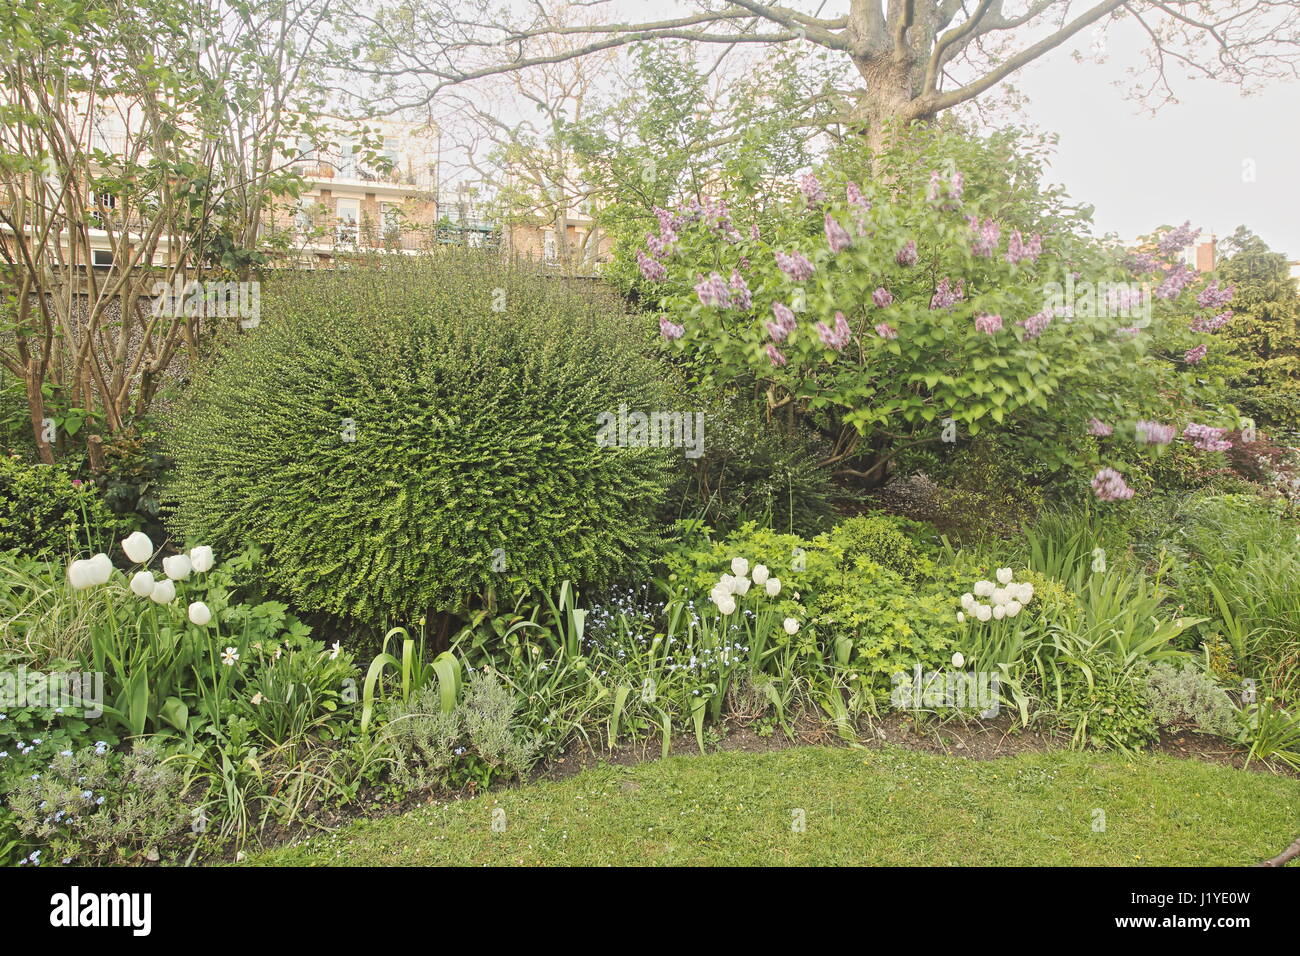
[0,455,120,556]
[164,254,674,622]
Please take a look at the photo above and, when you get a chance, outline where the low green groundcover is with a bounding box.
[243,746,1300,867]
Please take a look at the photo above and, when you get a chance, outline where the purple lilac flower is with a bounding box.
[1185,344,1208,364]
[652,207,678,243]
[815,311,852,351]
[766,321,790,343]
[1136,420,1176,445]
[766,344,788,367]
[775,250,814,282]
[1183,423,1232,452]
[645,232,673,259]
[1126,251,1159,274]
[1005,231,1043,265]
[1190,310,1233,333]
[771,301,797,334]
[846,182,871,235]
[1156,262,1197,301]
[927,170,942,202]
[974,312,1003,335]
[749,223,761,241]
[1088,418,1113,437]
[1019,309,1052,339]
[872,287,893,309]
[930,277,964,310]
[875,322,898,340]
[1157,221,1201,259]
[694,272,731,308]
[1092,467,1134,501]
[658,316,684,341]
[949,170,964,202]
[729,270,752,310]
[824,213,852,253]
[798,172,825,205]
[969,217,1001,258]
[896,240,918,267]
[1197,280,1235,309]
[637,250,666,282]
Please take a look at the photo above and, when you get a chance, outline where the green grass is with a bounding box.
[241,746,1300,866]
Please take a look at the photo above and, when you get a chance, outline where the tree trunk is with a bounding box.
[850,54,932,155]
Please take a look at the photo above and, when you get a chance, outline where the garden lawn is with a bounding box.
[243,746,1300,866]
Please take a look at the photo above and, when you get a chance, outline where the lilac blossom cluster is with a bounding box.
[896,240,918,267]
[1156,262,1197,300]
[927,168,964,204]
[637,250,667,282]
[930,277,964,309]
[974,312,1003,335]
[694,272,731,308]
[1135,420,1175,445]
[872,287,894,308]
[1019,308,1053,339]
[767,301,797,342]
[1183,423,1232,452]
[846,182,871,234]
[1088,418,1113,437]
[1092,467,1135,501]
[658,316,684,340]
[1197,280,1235,309]
[1005,230,1042,265]
[1185,344,1208,364]
[968,217,1000,258]
[798,172,825,205]
[1190,311,1233,333]
[1156,221,1201,259]
[875,322,898,340]
[825,213,852,253]
[816,311,853,351]
[775,249,815,281]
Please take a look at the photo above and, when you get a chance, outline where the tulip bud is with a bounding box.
[130,570,156,598]
[189,545,215,574]
[150,579,177,604]
[162,554,192,581]
[121,531,154,564]
[188,601,212,626]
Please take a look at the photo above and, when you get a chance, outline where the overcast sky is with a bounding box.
[1008,19,1300,258]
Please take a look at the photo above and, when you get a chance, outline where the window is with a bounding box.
[335,198,359,243]
[92,249,114,268]
[295,196,315,233]
[543,230,556,263]
[380,202,401,238]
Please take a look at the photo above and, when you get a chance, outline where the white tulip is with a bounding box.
[162,554,192,581]
[67,559,96,591]
[993,604,1006,620]
[1006,600,1022,618]
[783,617,800,635]
[129,570,156,597]
[88,553,113,586]
[732,575,751,596]
[121,531,153,564]
[730,557,749,578]
[189,545,215,573]
[150,579,176,604]
[960,592,975,610]
[996,567,1014,585]
[951,652,965,668]
[974,604,992,622]
[188,601,212,626]
[991,587,1009,606]
[751,564,770,586]
[973,580,994,597]
[716,596,737,615]
[1017,582,1035,603]
[956,611,965,623]
[718,573,737,593]
[765,577,781,597]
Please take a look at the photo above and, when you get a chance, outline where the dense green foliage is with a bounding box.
[165,254,675,623]
[0,455,122,556]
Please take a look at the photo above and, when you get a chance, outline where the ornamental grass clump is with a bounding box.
[164,253,675,623]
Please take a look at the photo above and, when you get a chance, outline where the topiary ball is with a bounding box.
[164,254,674,622]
